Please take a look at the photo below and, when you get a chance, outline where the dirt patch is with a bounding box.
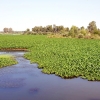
[0,48,28,51]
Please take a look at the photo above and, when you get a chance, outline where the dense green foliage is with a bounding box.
[0,54,17,68]
[0,35,100,81]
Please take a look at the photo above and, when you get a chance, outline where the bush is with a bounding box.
[78,34,84,38]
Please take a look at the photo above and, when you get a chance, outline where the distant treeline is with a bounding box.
[1,28,24,34]
[2,21,100,39]
[24,21,100,39]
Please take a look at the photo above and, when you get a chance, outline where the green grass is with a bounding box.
[0,54,17,68]
[0,35,100,81]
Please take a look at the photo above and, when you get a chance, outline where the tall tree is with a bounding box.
[3,28,8,33]
[87,21,97,34]
[9,28,13,33]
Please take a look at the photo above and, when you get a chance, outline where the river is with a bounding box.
[0,51,100,100]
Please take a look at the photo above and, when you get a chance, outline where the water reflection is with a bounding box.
[0,51,100,100]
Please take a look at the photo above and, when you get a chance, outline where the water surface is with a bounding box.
[0,51,100,100]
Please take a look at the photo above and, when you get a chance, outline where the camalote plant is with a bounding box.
[0,54,17,68]
[0,35,100,81]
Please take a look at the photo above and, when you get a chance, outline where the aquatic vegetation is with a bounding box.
[0,54,17,68]
[0,35,100,81]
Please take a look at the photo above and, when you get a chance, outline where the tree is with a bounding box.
[9,28,13,33]
[93,29,100,35]
[53,24,57,33]
[57,25,64,33]
[32,26,40,33]
[24,28,31,34]
[39,26,43,32]
[65,27,69,32]
[87,21,97,34]
[46,25,52,32]
[40,27,46,32]
[3,28,8,33]
[80,26,85,30]
[26,28,30,32]
[69,26,79,37]
[80,26,87,35]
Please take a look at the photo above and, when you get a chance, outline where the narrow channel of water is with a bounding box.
[0,51,100,100]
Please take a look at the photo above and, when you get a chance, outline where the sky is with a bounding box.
[0,0,100,31]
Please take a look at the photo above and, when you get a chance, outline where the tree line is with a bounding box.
[2,21,100,38]
[3,28,13,33]
[24,21,100,38]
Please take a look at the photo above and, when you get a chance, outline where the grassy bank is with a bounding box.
[0,35,100,81]
[0,54,17,68]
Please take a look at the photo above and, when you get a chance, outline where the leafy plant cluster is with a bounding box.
[0,55,17,68]
[0,35,100,81]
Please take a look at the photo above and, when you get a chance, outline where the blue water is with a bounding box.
[0,51,100,100]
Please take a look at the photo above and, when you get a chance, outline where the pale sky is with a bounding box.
[0,0,100,31]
